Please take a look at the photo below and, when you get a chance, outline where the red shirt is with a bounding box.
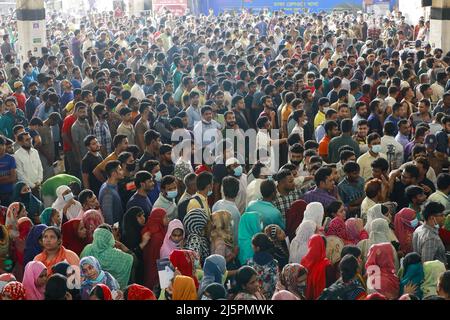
[13,92,26,112]
[62,114,76,152]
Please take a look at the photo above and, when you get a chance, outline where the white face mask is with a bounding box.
[63,192,74,202]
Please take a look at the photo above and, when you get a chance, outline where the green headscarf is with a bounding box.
[421,260,446,299]
[80,228,133,289]
[39,208,54,226]
[444,214,450,231]
[238,211,262,265]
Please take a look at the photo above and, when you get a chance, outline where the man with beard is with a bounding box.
[231,95,250,131]
[0,97,28,139]
[14,131,43,195]
[405,185,427,221]
[154,104,172,144]
[81,135,103,196]
[71,103,91,179]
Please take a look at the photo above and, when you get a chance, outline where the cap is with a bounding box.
[366,40,373,45]
[424,134,438,149]
[357,57,365,63]
[225,157,240,167]
[13,81,23,89]
[119,107,132,116]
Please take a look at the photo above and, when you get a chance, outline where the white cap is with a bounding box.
[234,42,242,49]
[357,57,365,63]
[225,157,240,167]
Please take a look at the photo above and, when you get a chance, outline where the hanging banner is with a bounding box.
[204,0,363,15]
[152,0,188,16]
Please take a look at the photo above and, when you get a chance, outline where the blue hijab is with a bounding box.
[23,224,47,266]
[80,256,106,286]
[199,254,227,296]
[400,262,424,299]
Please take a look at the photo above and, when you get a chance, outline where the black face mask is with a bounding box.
[126,163,136,172]
[20,192,31,199]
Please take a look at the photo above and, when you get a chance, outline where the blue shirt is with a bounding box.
[60,91,74,110]
[99,182,123,225]
[384,115,400,135]
[246,200,285,230]
[338,177,365,206]
[0,154,16,193]
[127,192,152,218]
[22,73,35,93]
[148,182,160,205]
[186,105,201,130]
[367,113,383,135]
[25,96,41,121]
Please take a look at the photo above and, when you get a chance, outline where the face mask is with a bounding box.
[110,94,116,100]
[154,171,162,182]
[201,295,212,300]
[21,192,31,199]
[267,175,273,181]
[233,166,242,177]
[126,163,136,172]
[207,189,213,196]
[371,144,382,153]
[167,190,178,199]
[433,217,440,229]
[63,192,74,202]
[410,218,419,228]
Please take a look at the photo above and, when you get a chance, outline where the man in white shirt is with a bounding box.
[430,72,447,103]
[130,73,146,101]
[380,121,404,170]
[14,132,43,190]
[319,47,332,70]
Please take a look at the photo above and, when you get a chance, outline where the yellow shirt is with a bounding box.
[314,110,325,129]
[186,193,211,217]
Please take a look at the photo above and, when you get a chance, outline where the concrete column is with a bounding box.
[16,0,46,66]
[429,0,450,52]
[128,0,146,15]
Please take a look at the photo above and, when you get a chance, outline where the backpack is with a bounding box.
[318,281,361,300]
[177,195,204,223]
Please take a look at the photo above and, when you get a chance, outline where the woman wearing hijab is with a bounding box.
[289,220,317,264]
[0,281,26,300]
[233,266,265,300]
[394,208,419,255]
[39,208,61,227]
[365,242,400,300]
[12,217,33,280]
[398,252,424,299]
[124,283,157,300]
[142,208,168,291]
[80,256,120,300]
[169,249,200,289]
[61,218,88,256]
[238,211,262,265]
[5,202,27,239]
[81,227,133,289]
[183,208,210,265]
[198,254,227,297]
[421,260,446,299]
[22,261,47,300]
[264,224,289,269]
[0,225,11,274]
[34,227,80,273]
[89,283,113,300]
[121,206,148,284]
[210,210,237,265]
[286,199,307,241]
[172,275,198,300]
[12,182,43,223]
[0,273,16,292]
[23,224,47,266]
[275,263,308,299]
[52,185,83,222]
[345,218,368,245]
[201,282,227,300]
[303,202,324,231]
[160,219,184,259]
[325,201,353,244]
[364,204,397,242]
[358,218,400,271]
[301,234,334,300]
[247,233,279,299]
[81,209,104,243]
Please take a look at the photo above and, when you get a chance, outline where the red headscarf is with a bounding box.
[94,283,112,300]
[169,249,200,288]
[126,284,156,300]
[15,217,33,267]
[143,208,167,290]
[300,234,331,300]
[286,200,307,241]
[365,243,400,300]
[1,281,26,300]
[325,217,352,244]
[62,219,88,256]
[345,218,368,245]
[82,210,104,243]
[393,208,416,254]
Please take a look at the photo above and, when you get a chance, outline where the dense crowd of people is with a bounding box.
[0,7,450,301]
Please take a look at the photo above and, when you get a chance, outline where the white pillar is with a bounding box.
[429,0,450,52]
[128,0,146,15]
[16,0,46,66]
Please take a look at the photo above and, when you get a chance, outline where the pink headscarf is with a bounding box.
[160,219,184,259]
[325,217,351,243]
[393,208,416,254]
[365,243,400,300]
[345,218,368,245]
[82,209,104,243]
[22,261,46,300]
